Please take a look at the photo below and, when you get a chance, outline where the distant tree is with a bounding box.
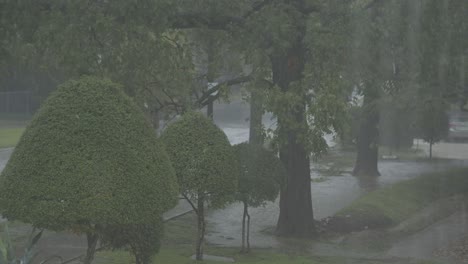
[233,143,284,253]
[161,112,238,261]
[0,76,179,264]
[415,97,449,159]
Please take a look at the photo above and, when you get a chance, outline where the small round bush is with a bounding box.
[234,142,284,207]
[100,218,163,264]
[161,111,238,208]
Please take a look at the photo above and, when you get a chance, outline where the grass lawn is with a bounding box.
[96,248,437,264]
[337,167,468,228]
[97,248,341,264]
[0,127,25,148]
[92,211,440,264]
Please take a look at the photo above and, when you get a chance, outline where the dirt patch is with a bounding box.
[434,236,468,263]
[318,211,393,234]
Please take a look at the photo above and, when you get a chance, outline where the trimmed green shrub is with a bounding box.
[100,218,163,264]
[161,111,238,260]
[234,143,284,207]
[161,112,238,208]
[234,142,284,252]
[0,76,178,263]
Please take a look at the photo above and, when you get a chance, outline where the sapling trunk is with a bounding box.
[83,232,98,264]
[246,207,251,252]
[195,195,205,261]
[241,202,247,253]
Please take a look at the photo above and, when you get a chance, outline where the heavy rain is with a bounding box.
[1,1,468,264]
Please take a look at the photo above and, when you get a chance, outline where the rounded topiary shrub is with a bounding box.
[234,142,284,207]
[233,142,284,252]
[161,111,238,207]
[0,76,178,256]
[161,111,238,260]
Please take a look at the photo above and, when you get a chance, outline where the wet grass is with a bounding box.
[96,248,440,264]
[0,127,24,148]
[337,168,468,229]
[95,211,443,264]
[2,203,444,264]
[97,248,347,264]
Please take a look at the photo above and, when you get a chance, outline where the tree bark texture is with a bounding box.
[83,232,99,264]
[353,94,381,177]
[207,100,214,120]
[246,207,250,251]
[272,41,316,237]
[195,195,205,261]
[249,89,264,146]
[241,202,248,253]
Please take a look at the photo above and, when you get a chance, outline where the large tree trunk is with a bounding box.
[83,232,99,264]
[207,100,214,120]
[276,130,315,236]
[429,140,433,159]
[195,194,205,261]
[249,89,264,146]
[353,94,380,177]
[272,40,316,237]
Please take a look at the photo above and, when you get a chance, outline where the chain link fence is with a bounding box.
[0,91,35,115]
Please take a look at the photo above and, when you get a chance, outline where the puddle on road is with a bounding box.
[206,156,468,248]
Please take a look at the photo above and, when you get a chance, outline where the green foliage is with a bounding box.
[0,224,51,264]
[100,218,163,264]
[1,0,195,120]
[0,76,178,232]
[233,143,284,207]
[415,97,449,144]
[161,112,238,208]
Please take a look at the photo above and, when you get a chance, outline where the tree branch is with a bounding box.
[171,0,273,30]
[363,0,383,10]
[241,0,273,20]
[197,75,253,106]
[161,89,185,114]
[182,193,199,215]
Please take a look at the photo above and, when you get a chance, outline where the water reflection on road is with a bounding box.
[205,158,468,248]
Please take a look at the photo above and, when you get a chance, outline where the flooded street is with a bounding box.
[387,207,468,260]
[205,159,468,248]
[203,101,468,249]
